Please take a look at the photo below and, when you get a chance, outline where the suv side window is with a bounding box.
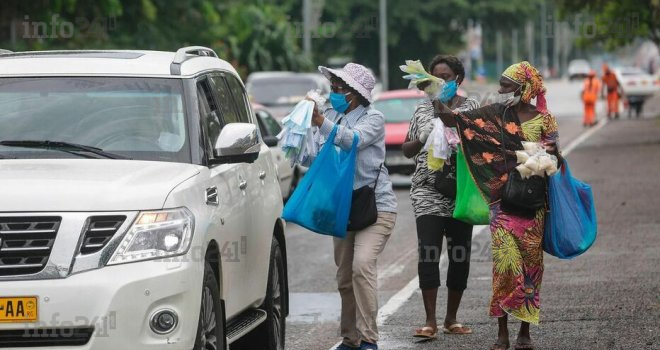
[209,75,240,125]
[197,78,222,159]
[224,74,252,124]
[256,110,282,136]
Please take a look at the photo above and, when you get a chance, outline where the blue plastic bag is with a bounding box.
[543,161,597,259]
[282,125,359,238]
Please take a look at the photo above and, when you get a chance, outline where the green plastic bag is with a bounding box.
[453,148,490,225]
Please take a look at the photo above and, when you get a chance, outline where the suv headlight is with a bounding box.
[108,208,194,265]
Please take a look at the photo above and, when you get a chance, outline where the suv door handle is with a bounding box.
[205,187,219,205]
[239,180,248,190]
[259,171,266,180]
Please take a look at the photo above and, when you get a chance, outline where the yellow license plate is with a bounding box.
[0,297,38,323]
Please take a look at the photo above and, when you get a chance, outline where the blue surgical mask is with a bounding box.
[329,92,351,113]
[439,77,459,103]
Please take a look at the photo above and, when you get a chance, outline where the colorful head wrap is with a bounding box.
[501,61,548,113]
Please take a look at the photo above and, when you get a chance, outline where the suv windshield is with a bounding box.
[248,77,318,105]
[0,77,190,162]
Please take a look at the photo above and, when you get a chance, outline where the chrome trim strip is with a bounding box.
[0,229,57,234]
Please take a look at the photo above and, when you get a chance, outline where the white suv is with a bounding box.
[0,47,288,350]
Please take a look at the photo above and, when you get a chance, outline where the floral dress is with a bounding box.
[443,104,559,325]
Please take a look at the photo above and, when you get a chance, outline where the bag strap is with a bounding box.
[500,106,511,170]
[373,163,384,188]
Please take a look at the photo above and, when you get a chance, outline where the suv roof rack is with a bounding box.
[170,46,218,75]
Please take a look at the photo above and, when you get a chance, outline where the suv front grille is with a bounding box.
[0,327,94,347]
[0,217,61,276]
[79,216,126,255]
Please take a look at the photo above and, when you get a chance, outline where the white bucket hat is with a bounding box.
[318,63,376,103]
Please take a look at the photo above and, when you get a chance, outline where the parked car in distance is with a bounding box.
[246,71,330,120]
[252,103,301,199]
[613,66,660,118]
[0,47,289,350]
[568,59,591,81]
[373,89,426,175]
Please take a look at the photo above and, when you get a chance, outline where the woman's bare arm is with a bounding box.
[433,100,458,127]
[402,134,424,158]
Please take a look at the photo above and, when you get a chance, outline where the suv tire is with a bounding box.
[245,239,286,350]
[194,262,225,350]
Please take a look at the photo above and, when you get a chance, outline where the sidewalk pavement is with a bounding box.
[377,113,660,349]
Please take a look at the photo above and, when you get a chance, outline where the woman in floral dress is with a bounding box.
[436,61,561,350]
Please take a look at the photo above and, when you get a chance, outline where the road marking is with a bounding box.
[561,118,608,155]
[378,246,417,282]
[327,120,607,350]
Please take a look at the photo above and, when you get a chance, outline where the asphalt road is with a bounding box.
[281,80,660,350]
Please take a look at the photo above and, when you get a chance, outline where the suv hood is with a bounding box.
[0,160,201,212]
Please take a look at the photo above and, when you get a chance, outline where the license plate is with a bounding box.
[0,297,38,323]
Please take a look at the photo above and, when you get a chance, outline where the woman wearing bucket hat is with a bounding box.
[306,62,397,350]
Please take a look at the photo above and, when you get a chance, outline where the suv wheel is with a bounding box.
[245,239,286,350]
[194,262,225,350]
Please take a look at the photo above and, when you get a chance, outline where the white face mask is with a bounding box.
[499,87,522,106]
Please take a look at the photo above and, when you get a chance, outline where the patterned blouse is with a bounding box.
[407,98,480,218]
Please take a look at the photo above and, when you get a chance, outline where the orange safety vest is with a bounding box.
[601,72,619,91]
[582,77,601,104]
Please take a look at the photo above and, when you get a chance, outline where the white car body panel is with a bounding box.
[614,67,659,97]
[0,160,200,212]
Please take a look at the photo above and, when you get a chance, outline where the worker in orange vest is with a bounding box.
[582,70,601,127]
[601,64,622,119]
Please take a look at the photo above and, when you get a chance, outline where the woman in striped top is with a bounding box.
[402,55,480,339]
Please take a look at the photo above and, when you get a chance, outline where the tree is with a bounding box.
[275,0,541,88]
[556,0,659,49]
[0,0,310,79]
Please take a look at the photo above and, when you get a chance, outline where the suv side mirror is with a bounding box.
[263,136,279,147]
[211,123,260,164]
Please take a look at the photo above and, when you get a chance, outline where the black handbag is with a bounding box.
[501,171,546,217]
[347,164,383,231]
[500,110,547,218]
[433,157,456,199]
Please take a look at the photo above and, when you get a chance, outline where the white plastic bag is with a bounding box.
[279,100,315,166]
[423,118,451,168]
[514,142,559,178]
